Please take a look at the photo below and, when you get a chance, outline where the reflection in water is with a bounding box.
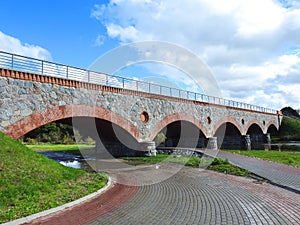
[39,151,95,171]
[59,160,81,169]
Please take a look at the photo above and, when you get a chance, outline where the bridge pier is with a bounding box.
[139,141,156,156]
[264,133,271,150]
[207,137,218,150]
[241,135,251,150]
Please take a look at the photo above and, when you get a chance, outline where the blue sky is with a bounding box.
[1,0,300,110]
[0,0,113,67]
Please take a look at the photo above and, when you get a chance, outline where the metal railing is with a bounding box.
[0,51,278,114]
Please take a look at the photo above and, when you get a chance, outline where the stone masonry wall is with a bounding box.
[0,73,280,142]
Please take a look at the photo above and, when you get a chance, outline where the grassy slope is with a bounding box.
[0,132,107,223]
[227,150,300,168]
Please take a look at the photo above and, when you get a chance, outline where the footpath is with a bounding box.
[218,150,300,193]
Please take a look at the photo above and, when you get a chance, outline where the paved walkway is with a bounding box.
[218,150,300,192]
[23,164,300,225]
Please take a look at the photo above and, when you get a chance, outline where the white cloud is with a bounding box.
[92,0,300,109]
[0,31,51,60]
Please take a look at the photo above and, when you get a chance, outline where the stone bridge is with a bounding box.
[0,52,282,156]
[0,69,281,155]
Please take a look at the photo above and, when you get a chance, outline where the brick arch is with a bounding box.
[266,121,279,131]
[245,120,264,134]
[149,113,207,141]
[3,104,140,140]
[213,117,242,136]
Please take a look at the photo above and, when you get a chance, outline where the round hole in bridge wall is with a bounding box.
[206,116,211,125]
[263,120,266,126]
[241,119,245,125]
[140,111,150,123]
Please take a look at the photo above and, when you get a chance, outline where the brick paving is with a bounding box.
[90,168,299,225]
[21,161,300,225]
[218,150,300,192]
[22,180,138,225]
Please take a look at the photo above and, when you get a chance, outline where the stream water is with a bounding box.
[39,151,94,171]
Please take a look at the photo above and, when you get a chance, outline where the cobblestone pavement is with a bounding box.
[218,151,300,192]
[24,164,300,225]
[88,168,299,225]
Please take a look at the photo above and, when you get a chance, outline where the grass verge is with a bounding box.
[122,154,250,176]
[226,150,300,168]
[0,133,107,224]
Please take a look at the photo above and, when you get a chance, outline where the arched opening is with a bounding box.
[267,124,278,136]
[214,122,242,149]
[22,116,140,157]
[247,123,264,149]
[3,105,140,141]
[73,117,140,157]
[156,120,207,148]
[22,118,79,144]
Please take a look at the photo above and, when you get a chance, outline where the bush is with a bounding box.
[25,138,38,144]
[210,158,229,166]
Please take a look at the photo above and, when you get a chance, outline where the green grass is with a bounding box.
[26,143,95,151]
[207,158,249,176]
[0,133,107,223]
[122,154,250,176]
[123,154,208,167]
[227,150,300,167]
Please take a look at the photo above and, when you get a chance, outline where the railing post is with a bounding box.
[122,78,125,89]
[41,61,44,75]
[87,70,90,83]
[149,83,151,93]
[11,54,14,69]
[66,66,69,79]
[160,86,162,95]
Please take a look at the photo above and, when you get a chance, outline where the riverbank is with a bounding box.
[0,133,107,224]
[226,150,300,168]
[26,143,94,151]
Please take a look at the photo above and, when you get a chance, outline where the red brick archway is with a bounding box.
[213,117,242,136]
[149,113,207,141]
[3,105,140,140]
[266,121,279,131]
[245,119,264,134]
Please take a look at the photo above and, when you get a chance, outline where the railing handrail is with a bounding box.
[0,50,278,114]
